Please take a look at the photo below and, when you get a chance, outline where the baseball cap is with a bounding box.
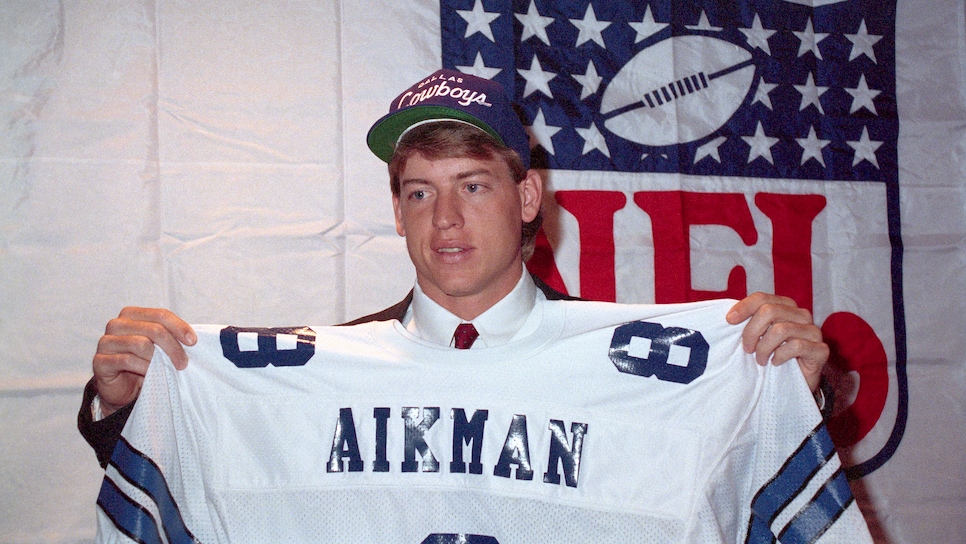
[366,69,530,170]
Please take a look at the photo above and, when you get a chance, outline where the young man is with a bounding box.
[90,69,870,543]
[80,69,830,467]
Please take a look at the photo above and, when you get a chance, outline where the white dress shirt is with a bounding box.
[402,266,545,348]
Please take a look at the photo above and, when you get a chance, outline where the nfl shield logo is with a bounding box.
[441,0,905,479]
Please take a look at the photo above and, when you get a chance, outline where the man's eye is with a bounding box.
[466,183,480,193]
[410,190,426,200]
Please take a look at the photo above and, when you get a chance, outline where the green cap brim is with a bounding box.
[366,105,505,163]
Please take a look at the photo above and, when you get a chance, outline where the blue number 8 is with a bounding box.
[220,326,316,368]
[608,321,708,384]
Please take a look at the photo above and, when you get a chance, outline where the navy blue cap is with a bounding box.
[366,69,530,170]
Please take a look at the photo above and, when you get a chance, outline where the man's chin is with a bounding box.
[418,263,522,304]
[420,274,489,300]
[437,280,484,299]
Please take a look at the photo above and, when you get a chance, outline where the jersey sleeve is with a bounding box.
[740,362,873,543]
[94,346,208,544]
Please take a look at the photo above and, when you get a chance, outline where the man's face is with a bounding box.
[392,152,542,320]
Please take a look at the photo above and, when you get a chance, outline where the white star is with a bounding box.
[686,11,723,32]
[846,74,881,115]
[515,1,554,45]
[517,55,556,98]
[527,108,562,155]
[695,136,727,164]
[642,152,671,161]
[846,20,882,63]
[752,78,777,110]
[742,122,779,164]
[739,14,775,55]
[629,6,668,44]
[794,19,829,60]
[456,52,502,80]
[575,121,610,157]
[848,126,883,168]
[794,73,829,114]
[570,4,610,48]
[457,0,501,42]
[796,126,831,167]
[573,60,603,100]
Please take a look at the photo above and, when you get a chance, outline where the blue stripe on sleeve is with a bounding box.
[96,477,163,544]
[109,436,197,544]
[778,469,854,543]
[750,425,836,524]
[744,513,778,544]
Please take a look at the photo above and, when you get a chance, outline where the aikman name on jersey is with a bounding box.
[325,405,587,488]
[95,299,872,543]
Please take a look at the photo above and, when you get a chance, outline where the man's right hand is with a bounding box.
[92,307,196,417]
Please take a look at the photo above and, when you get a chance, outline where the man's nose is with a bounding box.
[433,192,464,229]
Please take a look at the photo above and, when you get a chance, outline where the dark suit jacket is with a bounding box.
[78,274,576,467]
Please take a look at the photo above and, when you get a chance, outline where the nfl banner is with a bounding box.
[439,0,901,480]
[0,1,963,542]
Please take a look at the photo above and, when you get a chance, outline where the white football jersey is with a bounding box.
[95,299,871,543]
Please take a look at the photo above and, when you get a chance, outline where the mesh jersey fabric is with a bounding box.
[94,298,871,543]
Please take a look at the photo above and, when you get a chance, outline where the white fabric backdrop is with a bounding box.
[0,1,963,542]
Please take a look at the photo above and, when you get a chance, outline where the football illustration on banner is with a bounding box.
[601,35,756,147]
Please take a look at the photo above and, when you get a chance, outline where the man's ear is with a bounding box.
[519,169,543,223]
[392,194,406,236]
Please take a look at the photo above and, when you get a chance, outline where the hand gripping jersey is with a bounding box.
[95,299,871,543]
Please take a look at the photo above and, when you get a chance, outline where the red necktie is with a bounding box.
[453,323,479,349]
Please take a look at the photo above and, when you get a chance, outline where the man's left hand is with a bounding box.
[727,292,828,393]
